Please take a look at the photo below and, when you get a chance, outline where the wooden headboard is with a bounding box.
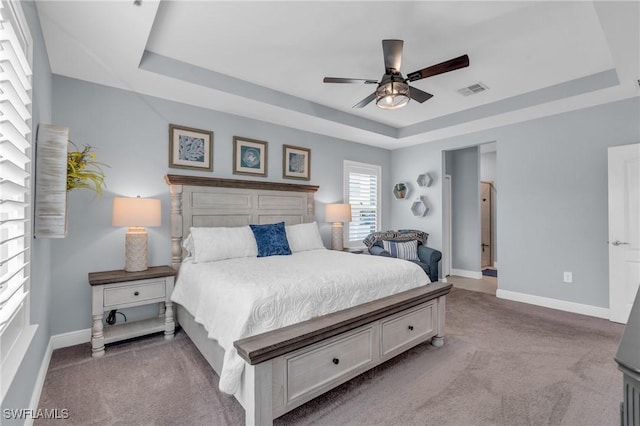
[165,175,319,269]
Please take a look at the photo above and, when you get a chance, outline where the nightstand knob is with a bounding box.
[408,325,414,331]
[134,291,140,296]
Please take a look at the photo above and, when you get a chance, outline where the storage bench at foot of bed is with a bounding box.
[234,282,451,425]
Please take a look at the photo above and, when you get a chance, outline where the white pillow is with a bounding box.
[182,234,194,258]
[189,226,258,263]
[286,222,326,253]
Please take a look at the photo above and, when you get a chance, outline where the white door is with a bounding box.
[608,143,640,324]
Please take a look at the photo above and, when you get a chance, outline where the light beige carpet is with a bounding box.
[36,288,624,425]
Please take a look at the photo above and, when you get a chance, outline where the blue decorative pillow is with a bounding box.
[249,222,292,257]
[382,240,419,261]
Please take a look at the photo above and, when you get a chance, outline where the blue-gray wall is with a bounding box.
[1,1,53,419]
[5,2,639,414]
[447,146,481,272]
[48,76,392,335]
[391,97,640,309]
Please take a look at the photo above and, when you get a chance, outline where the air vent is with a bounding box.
[458,82,489,96]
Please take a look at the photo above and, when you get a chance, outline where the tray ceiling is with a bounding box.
[37,1,639,149]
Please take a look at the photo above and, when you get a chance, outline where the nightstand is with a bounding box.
[88,266,176,357]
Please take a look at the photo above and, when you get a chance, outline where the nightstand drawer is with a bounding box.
[103,280,166,307]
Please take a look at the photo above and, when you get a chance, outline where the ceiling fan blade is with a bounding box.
[382,39,403,73]
[409,86,434,103]
[353,93,376,109]
[323,77,378,84]
[406,54,470,82]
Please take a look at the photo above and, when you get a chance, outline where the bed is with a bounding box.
[165,174,452,425]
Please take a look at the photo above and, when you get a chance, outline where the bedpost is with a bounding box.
[243,360,273,426]
[431,294,446,347]
[169,183,183,270]
[307,192,315,216]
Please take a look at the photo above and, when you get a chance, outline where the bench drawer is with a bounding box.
[381,302,435,357]
[286,327,374,402]
[103,280,166,308]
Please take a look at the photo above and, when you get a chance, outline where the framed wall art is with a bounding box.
[233,136,268,177]
[168,124,213,171]
[282,144,311,181]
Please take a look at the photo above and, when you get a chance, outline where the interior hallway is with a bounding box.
[447,274,497,295]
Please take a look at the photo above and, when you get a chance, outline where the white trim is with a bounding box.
[50,328,91,350]
[25,339,53,426]
[496,289,610,319]
[442,175,452,278]
[23,328,91,425]
[450,269,483,279]
[493,261,498,268]
[1,323,37,402]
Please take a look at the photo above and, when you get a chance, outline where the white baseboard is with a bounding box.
[26,328,91,424]
[496,289,610,319]
[26,339,53,426]
[51,328,91,350]
[450,269,483,279]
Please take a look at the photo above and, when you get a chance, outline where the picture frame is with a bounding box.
[233,136,268,177]
[168,124,213,171]
[282,144,311,181]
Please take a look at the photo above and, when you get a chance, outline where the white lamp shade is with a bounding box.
[112,197,161,227]
[326,203,352,223]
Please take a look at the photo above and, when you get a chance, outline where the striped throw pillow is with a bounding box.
[382,240,419,261]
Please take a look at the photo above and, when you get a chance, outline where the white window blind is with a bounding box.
[0,0,33,393]
[344,161,381,245]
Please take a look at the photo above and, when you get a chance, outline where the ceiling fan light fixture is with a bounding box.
[375,80,410,110]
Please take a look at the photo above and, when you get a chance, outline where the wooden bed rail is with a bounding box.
[235,282,452,365]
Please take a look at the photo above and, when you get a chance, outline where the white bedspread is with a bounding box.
[171,248,430,395]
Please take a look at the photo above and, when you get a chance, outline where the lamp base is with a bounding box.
[125,227,148,272]
[331,222,344,251]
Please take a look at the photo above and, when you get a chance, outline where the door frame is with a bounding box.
[480,181,494,268]
[608,143,640,323]
[443,174,452,282]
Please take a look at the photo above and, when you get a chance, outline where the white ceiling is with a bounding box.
[36,1,640,150]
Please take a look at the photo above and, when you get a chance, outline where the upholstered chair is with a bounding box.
[363,230,442,282]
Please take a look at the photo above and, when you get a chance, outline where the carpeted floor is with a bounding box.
[36,288,624,425]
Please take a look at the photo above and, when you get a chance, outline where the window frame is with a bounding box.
[343,160,382,248]
[0,0,36,403]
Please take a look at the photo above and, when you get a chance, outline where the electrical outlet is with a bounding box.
[563,272,573,283]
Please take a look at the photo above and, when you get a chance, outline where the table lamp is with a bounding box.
[326,203,352,251]
[112,196,161,272]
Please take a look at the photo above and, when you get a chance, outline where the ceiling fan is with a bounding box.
[323,40,469,110]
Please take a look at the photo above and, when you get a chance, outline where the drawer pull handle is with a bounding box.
[134,291,140,296]
[332,358,340,365]
[408,325,414,331]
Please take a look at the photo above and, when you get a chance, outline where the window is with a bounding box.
[344,160,381,246]
[1,0,35,401]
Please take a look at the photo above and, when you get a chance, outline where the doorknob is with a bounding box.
[611,240,630,246]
